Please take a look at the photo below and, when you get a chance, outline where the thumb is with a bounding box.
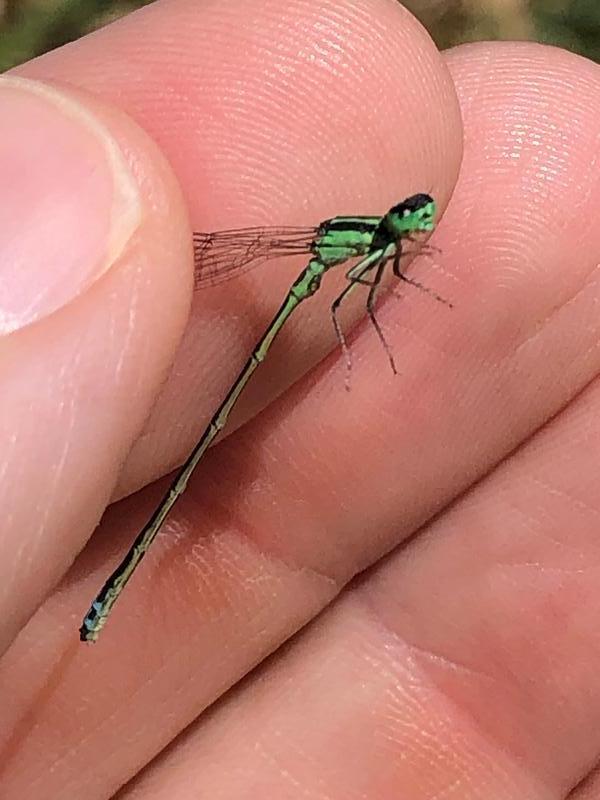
[0,76,192,653]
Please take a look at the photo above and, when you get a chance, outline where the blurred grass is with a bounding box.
[0,0,599,71]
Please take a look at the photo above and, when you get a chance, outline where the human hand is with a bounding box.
[2,2,600,799]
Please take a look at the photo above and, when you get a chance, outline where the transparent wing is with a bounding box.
[193,226,318,289]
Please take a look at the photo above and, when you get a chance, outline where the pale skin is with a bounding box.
[2,1,600,799]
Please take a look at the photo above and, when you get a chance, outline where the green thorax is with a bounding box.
[312,215,381,266]
[311,193,436,268]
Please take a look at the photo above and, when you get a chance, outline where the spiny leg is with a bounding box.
[393,251,452,307]
[365,259,397,375]
[331,253,389,389]
[331,278,359,391]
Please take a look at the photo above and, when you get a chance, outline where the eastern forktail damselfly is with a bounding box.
[80,193,443,642]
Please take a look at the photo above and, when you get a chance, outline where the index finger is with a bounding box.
[17,0,463,497]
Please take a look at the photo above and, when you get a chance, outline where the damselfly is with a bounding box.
[80,193,444,642]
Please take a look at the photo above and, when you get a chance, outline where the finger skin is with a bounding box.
[85,44,600,800]
[16,0,463,498]
[0,82,192,653]
[118,343,600,800]
[572,769,600,800]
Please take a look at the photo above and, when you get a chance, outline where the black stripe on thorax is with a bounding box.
[319,216,381,235]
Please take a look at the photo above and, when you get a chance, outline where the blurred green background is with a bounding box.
[1,0,599,72]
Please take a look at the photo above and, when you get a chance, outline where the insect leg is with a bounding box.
[365,259,397,375]
[393,251,451,307]
[331,251,386,389]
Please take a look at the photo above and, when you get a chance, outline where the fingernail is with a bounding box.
[0,76,141,335]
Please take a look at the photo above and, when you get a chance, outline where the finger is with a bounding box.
[0,76,192,652]
[117,371,600,800]
[3,38,600,800]
[15,0,463,497]
[571,769,600,800]
[97,44,600,800]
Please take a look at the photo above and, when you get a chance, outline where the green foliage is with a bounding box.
[532,0,600,62]
[0,0,599,71]
[0,0,152,71]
